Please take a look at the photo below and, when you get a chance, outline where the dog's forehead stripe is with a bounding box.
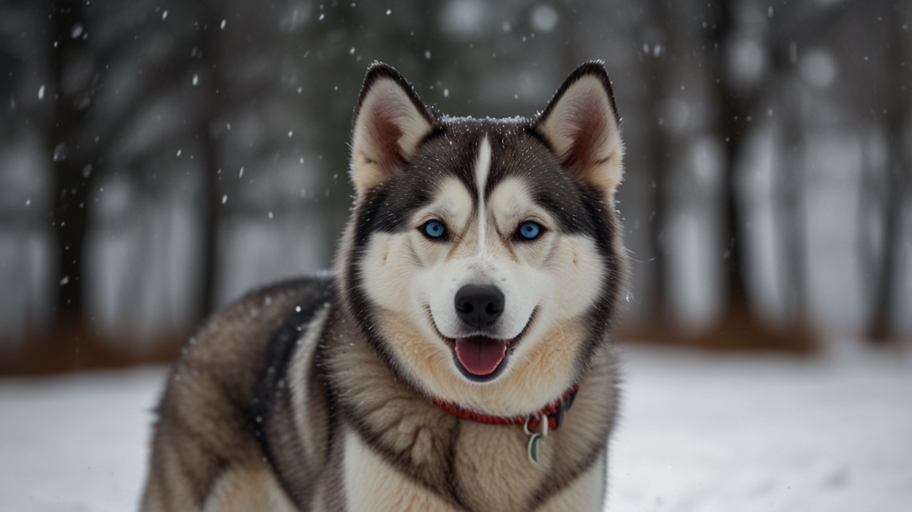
[474,135,492,194]
[474,135,492,250]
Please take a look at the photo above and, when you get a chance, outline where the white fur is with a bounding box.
[475,136,492,251]
[343,430,459,511]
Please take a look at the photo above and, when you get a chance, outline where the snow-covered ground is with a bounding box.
[608,342,912,511]
[0,366,162,512]
[0,342,909,511]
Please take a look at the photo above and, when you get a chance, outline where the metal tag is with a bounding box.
[527,432,543,467]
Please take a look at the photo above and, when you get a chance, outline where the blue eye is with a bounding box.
[518,221,542,240]
[423,220,447,239]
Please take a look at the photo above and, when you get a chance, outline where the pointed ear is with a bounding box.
[533,62,624,200]
[350,63,434,195]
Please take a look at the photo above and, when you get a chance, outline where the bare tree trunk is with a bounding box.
[778,81,808,326]
[708,0,754,326]
[198,124,221,319]
[48,0,97,337]
[641,0,677,327]
[196,19,227,320]
[866,2,910,341]
[699,0,815,351]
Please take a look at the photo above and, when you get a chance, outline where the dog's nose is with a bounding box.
[454,285,505,330]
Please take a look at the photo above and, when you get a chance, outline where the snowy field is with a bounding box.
[0,342,910,512]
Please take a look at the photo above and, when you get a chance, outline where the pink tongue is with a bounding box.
[454,336,508,376]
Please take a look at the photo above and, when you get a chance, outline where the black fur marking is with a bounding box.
[573,180,625,387]
[533,187,594,236]
[372,187,432,233]
[346,194,405,373]
[251,276,334,501]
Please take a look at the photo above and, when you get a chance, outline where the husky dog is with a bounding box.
[142,61,627,511]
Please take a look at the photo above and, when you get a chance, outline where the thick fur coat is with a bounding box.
[142,61,628,511]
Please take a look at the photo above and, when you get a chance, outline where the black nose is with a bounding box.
[454,284,505,330]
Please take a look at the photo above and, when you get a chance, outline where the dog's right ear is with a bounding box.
[350,63,434,195]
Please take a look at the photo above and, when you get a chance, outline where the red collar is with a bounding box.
[432,384,579,432]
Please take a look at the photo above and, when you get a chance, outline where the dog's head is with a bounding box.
[336,62,626,416]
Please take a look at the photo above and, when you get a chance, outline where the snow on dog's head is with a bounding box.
[337,62,627,417]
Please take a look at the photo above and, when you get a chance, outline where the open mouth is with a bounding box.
[429,308,537,383]
[454,336,510,377]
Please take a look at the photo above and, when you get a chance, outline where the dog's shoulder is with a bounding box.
[155,275,335,434]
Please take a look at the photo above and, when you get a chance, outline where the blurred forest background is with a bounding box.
[0,0,910,374]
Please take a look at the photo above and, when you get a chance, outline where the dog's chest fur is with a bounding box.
[262,303,617,511]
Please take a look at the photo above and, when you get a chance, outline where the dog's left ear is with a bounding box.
[350,63,435,196]
[534,62,623,200]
